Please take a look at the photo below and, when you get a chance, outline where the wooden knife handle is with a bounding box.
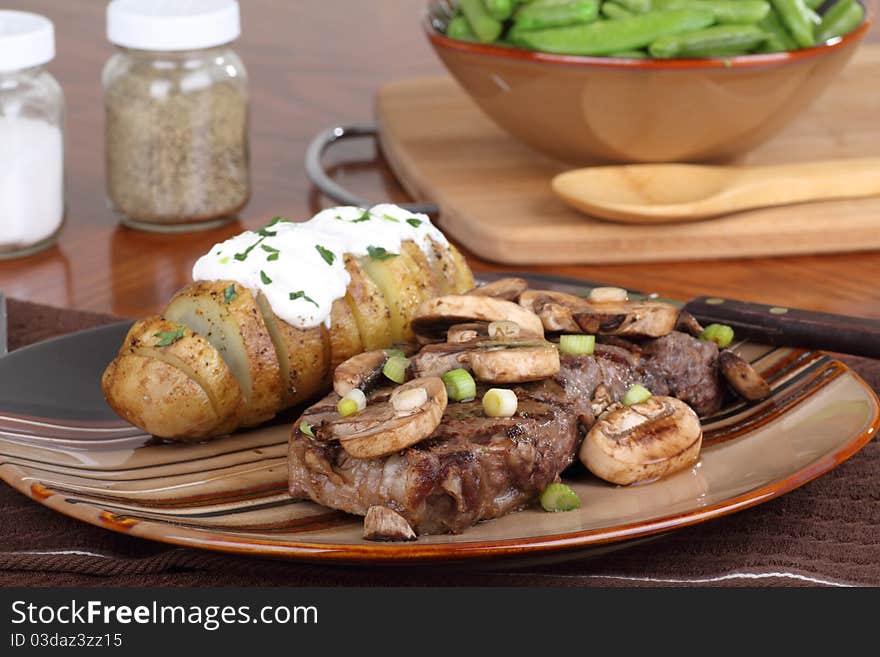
[683,296,880,359]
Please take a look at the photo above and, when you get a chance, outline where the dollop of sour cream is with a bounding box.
[192,204,449,329]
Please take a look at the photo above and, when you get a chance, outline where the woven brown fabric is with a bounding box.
[0,299,877,587]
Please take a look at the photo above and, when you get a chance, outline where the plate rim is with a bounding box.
[1,293,878,564]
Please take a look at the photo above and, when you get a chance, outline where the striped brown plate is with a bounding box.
[0,276,877,565]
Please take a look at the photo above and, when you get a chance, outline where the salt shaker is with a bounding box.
[0,11,64,260]
[103,0,250,232]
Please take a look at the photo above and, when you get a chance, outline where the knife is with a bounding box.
[479,272,880,359]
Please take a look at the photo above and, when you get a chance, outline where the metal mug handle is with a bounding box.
[304,123,440,216]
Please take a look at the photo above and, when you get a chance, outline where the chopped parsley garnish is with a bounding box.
[299,421,315,437]
[406,218,422,228]
[257,227,277,237]
[289,290,318,307]
[153,326,186,347]
[352,209,372,223]
[367,245,398,261]
[266,216,292,227]
[261,244,280,261]
[260,270,273,285]
[382,213,400,223]
[234,237,264,261]
[315,244,335,265]
[267,252,279,261]
[223,284,238,304]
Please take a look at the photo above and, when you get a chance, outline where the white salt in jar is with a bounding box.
[0,11,64,259]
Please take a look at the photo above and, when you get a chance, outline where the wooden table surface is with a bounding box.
[1,0,878,321]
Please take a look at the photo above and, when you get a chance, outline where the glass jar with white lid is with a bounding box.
[0,11,64,260]
[103,0,250,232]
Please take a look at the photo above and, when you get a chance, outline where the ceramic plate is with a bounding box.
[0,275,877,564]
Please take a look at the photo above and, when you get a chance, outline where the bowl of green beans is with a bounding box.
[425,0,873,163]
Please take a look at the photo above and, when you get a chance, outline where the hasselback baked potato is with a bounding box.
[102,205,474,440]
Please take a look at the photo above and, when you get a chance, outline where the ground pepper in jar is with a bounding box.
[103,0,249,231]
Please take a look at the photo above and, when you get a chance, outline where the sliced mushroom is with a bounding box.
[580,396,702,485]
[324,377,447,459]
[363,506,417,542]
[520,289,678,338]
[333,349,390,397]
[412,295,544,343]
[447,322,490,344]
[463,345,560,383]
[676,310,705,338]
[466,277,529,301]
[719,350,771,401]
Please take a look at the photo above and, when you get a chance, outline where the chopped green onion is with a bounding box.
[289,290,318,307]
[482,387,517,417]
[382,355,410,384]
[223,284,238,304]
[540,483,580,512]
[382,213,400,223]
[260,270,272,285]
[384,348,406,359]
[299,421,315,437]
[442,368,477,402]
[337,397,358,417]
[265,216,291,227]
[219,256,230,264]
[406,218,422,228]
[623,384,652,406]
[559,334,595,355]
[351,209,372,223]
[699,323,735,348]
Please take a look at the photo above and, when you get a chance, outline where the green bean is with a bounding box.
[515,8,715,55]
[447,15,479,41]
[770,0,816,47]
[608,49,649,57]
[652,0,771,24]
[616,0,653,12]
[816,0,865,41]
[602,2,635,19]
[649,24,768,57]
[483,0,515,21]
[459,0,504,42]
[513,0,600,31]
[757,7,798,50]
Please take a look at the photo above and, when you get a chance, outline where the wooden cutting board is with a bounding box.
[375,45,880,265]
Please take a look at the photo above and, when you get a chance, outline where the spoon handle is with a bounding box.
[684,296,880,359]
[735,158,880,206]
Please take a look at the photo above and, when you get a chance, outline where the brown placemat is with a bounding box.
[0,299,877,587]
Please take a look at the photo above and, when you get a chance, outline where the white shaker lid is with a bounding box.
[0,11,55,72]
[107,0,241,51]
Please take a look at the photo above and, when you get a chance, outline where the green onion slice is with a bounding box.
[623,384,652,406]
[540,483,580,512]
[337,397,359,417]
[442,368,477,402]
[559,334,596,355]
[382,355,410,384]
[299,421,315,437]
[699,323,735,348]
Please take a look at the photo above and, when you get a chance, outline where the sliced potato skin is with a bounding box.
[102,353,219,440]
[165,281,281,428]
[102,238,474,440]
[344,255,392,351]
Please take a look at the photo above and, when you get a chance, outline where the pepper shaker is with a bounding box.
[103,0,250,232]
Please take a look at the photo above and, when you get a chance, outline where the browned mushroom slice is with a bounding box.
[719,350,772,401]
[333,349,390,397]
[324,377,447,459]
[412,295,544,342]
[447,322,490,344]
[520,289,678,338]
[676,310,705,338]
[463,344,560,383]
[580,396,702,485]
[363,506,417,542]
[466,277,529,301]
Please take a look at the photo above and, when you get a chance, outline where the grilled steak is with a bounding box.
[288,330,723,535]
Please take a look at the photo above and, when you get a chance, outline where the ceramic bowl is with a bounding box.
[424,0,875,164]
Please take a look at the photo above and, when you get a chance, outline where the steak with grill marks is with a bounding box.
[288,330,723,535]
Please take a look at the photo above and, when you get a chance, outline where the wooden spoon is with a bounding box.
[552,158,880,224]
